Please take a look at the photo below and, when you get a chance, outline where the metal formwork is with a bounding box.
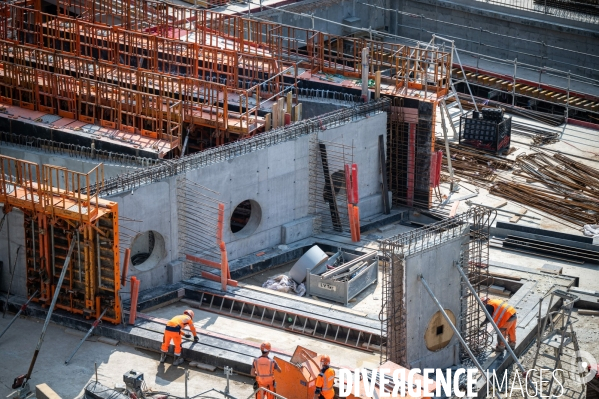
[0,155,122,323]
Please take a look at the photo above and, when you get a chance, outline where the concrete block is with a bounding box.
[281,216,315,245]
[36,383,62,399]
[167,260,184,284]
[541,264,563,275]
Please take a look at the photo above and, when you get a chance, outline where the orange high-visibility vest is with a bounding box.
[315,367,335,399]
[488,299,516,328]
[254,356,275,385]
[166,314,197,337]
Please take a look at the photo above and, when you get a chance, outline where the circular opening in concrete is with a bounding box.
[425,309,456,352]
[130,230,166,271]
[230,200,262,238]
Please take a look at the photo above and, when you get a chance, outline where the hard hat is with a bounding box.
[480,296,489,304]
[184,309,195,320]
[260,342,271,353]
[321,355,330,366]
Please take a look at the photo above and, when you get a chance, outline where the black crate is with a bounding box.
[459,111,511,153]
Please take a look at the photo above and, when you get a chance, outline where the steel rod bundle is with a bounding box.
[488,151,599,226]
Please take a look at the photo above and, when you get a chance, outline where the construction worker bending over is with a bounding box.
[160,309,199,366]
[251,342,281,399]
[481,297,517,353]
[314,355,335,399]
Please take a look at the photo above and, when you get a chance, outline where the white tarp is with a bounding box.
[262,274,306,297]
[583,224,599,237]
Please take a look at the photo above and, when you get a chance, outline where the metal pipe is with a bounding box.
[50,223,55,277]
[97,231,101,289]
[0,290,38,340]
[419,275,503,399]
[31,218,37,271]
[64,307,108,365]
[20,238,76,386]
[77,229,81,282]
[453,263,542,398]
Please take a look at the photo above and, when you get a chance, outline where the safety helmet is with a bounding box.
[260,342,271,353]
[184,309,195,320]
[321,355,331,366]
[480,296,489,304]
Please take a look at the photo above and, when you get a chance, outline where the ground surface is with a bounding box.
[0,315,255,398]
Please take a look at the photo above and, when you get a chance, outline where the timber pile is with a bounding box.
[435,139,514,186]
[435,140,599,227]
[490,151,599,226]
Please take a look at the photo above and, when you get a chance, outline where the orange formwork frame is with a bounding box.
[39,0,451,97]
[0,6,299,143]
[0,155,122,324]
[0,39,296,144]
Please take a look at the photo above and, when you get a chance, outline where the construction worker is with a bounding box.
[481,297,517,353]
[251,342,281,399]
[160,309,199,366]
[314,355,335,399]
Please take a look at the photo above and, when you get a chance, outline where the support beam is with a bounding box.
[419,275,503,399]
[453,262,542,399]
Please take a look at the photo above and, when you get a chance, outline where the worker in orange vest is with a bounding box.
[160,309,199,366]
[314,355,335,399]
[251,342,281,399]
[481,297,517,353]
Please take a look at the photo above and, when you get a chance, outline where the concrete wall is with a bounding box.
[0,145,143,185]
[393,0,599,79]
[257,0,598,79]
[111,112,388,291]
[404,234,467,369]
[258,0,389,37]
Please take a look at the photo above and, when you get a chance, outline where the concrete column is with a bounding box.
[286,91,292,113]
[265,113,271,131]
[361,47,369,101]
[277,98,285,126]
[272,103,279,129]
[295,103,302,121]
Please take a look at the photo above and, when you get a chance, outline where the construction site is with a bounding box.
[0,0,598,396]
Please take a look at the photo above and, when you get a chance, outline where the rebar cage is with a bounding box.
[380,206,494,366]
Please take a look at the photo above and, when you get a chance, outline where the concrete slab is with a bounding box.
[0,312,255,399]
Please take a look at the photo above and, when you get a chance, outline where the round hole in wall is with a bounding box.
[130,230,166,271]
[424,309,456,352]
[230,200,262,238]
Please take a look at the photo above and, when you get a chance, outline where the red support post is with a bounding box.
[348,203,356,241]
[121,248,130,287]
[345,164,353,204]
[351,164,359,204]
[128,276,139,325]
[352,205,361,242]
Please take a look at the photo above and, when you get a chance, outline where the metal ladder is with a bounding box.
[530,289,585,399]
[429,35,479,139]
[191,291,383,351]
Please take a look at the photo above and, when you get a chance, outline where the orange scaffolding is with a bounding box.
[0,155,122,323]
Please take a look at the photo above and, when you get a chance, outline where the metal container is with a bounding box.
[306,250,378,305]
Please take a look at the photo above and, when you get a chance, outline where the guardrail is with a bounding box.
[92,98,390,196]
[0,131,160,167]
